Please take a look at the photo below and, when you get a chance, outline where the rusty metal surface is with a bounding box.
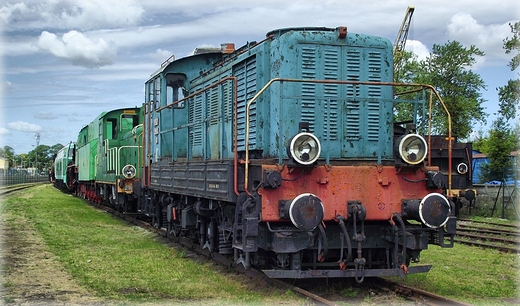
[259,164,440,222]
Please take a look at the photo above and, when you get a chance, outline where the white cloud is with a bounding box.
[447,13,513,63]
[37,30,117,68]
[57,0,144,31]
[1,0,144,32]
[7,121,42,133]
[405,40,430,61]
[153,48,173,62]
[0,2,28,24]
[0,127,10,136]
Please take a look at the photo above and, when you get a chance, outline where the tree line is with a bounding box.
[0,144,63,174]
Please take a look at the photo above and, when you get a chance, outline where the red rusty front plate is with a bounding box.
[258,164,438,222]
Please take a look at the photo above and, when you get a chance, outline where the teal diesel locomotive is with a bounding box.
[56,26,458,282]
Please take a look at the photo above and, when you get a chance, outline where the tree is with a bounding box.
[478,21,520,183]
[478,118,516,182]
[497,21,520,122]
[503,22,520,71]
[396,41,487,139]
[27,143,63,172]
[48,143,64,159]
[1,146,16,168]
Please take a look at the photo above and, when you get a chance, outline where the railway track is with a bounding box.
[90,201,338,305]
[0,183,44,195]
[84,198,469,305]
[377,280,471,306]
[456,218,520,253]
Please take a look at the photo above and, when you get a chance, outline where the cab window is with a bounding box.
[107,118,117,139]
[166,73,187,108]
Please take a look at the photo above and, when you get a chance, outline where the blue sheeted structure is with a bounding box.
[472,150,519,184]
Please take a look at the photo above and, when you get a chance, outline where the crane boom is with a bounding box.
[393,6,415,81]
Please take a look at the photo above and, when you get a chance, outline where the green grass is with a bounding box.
[387,243,519,305]
[3,185,519,304]
[2,185,301,304]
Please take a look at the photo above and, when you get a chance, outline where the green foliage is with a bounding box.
[0,146,16,167]
[497,79,520,120]
[1,144,63,172]
[423,41,486,138]
[394,51,427,128]
[395,42,487,139]
[469,130,487,152]
[478,118,517,182]
[503,21,520,71]
[497,21,520,123]
[479,21,520,183]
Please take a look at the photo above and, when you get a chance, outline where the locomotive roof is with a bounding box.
[148,49,224,79]
[265,26,338,37]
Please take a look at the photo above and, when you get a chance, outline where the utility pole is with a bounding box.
[35,133,40,173]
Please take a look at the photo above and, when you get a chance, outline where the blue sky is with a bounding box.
[1,0,519,155]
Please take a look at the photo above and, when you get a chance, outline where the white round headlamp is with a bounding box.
[457,163,468,175]
[287,132,321,165]
[398,134,428,165]
[122,164,136,179]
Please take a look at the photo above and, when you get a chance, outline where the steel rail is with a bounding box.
[375,278,471,306]
[454,238,520,253]
[0,183,45,196]
[458,218,520,230]
[86,198,338,306]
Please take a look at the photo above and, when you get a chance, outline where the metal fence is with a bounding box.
[0,174,51,187]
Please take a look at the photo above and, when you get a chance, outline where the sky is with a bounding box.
[1,0,519,157]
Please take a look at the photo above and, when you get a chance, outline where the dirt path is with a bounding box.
[0,189,103,305]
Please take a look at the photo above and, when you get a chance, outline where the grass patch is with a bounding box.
[2,185,302,305]
[387,243,519,305]
[3,185,518,305]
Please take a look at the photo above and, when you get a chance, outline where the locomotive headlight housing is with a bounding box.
[456,162,469,175]
[287,132,321,165]
[288,193,325,231]
[398,134,428,165]
[402,193,451,228]
[122,164,136,179]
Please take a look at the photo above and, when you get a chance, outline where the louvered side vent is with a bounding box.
[208,86,220,125]
[235,56,257,151]
[345,49,361,140]
[323,48,339,141]
[222,76,233,123]
[301,47,316,132]
[367,51,383,141]
[189,88,203,149]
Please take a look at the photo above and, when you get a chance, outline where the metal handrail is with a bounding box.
[243,78,452,195]
[148,76,239,194]
[104,139,142,176]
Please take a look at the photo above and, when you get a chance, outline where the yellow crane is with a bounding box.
[393,6,415,81]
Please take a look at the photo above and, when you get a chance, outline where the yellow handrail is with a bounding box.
[243,78,452,195]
